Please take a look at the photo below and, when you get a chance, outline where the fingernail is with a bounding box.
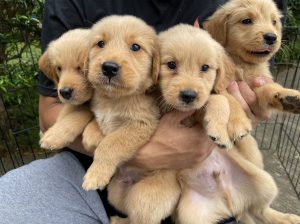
[257,77,267,86]
[229,81,236,87]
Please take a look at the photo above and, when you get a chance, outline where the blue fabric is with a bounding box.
[0,151,109,224]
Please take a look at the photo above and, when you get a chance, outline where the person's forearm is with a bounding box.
[39,96,63,132]
[39,95,92,156]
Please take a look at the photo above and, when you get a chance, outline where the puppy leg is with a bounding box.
[82,118,104,153]
[228,150,300,224]
[110,216,130,224]
[239,213,256,224]
[40,105,93,150]
[223,92,252,142]
[255,83,300,114]
[234,135,264,169]
[82,121,157,190]
[125,171,180,224]
[204,94,232,149]
[252,207,300,224]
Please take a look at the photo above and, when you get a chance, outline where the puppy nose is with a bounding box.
[59,87,73,100]
[102,61,119,79]
[263,33,277,45]
[180,90,197,104]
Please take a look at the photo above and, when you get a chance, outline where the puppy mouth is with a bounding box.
[100,75,123,88]
[247,48,272,57]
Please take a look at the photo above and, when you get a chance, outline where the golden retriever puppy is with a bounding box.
[108,24,300,224]
[82,15,160,191]
[108,24,233,224]
[204,0,300,158]
[39,29,100,151]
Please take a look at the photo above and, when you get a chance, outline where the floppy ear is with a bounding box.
[38,51,59,85]
[214,50,236,93]
[151,41,160,84]
[203,7,230,46]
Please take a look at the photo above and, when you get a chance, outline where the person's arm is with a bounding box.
[128,111,215,170]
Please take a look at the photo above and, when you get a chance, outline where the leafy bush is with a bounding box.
[276,0,300,63]
[0,0,43,94]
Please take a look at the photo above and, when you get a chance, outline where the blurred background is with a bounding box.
[0,0,299,215]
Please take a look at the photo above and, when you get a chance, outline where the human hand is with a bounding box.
[227,76,273,127]
[127,110,215,170]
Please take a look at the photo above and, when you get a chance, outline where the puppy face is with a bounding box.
[38,29,92,105]
[88,15,160,98]
[159,25,234,111]
[204,0,282,64]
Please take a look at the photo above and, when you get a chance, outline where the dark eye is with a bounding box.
[57,66,62,72]
[167,61,176,70]
[272,20,276,25]
[77,66,81,71]
[97,40,105,48]
[241,18,252,25]
[131,43,141,51]
[201,64,209,72]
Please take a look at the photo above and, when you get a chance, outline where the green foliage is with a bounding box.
[0,0,43,96]
[275,0,300,63]
[286,0,300,27]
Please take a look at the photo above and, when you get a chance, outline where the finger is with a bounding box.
[251,76,273,88]
[237,81,257,109]
[227,81,255,119]
[239,80,270,121]
[165,110,196,123]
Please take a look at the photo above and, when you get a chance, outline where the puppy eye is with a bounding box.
[272,20,277,25]
[241,18,252,25]
[57,66,62,72]
[77,66,81,71]
[97,40,105,48]
[167,61,176,70]
[131,43,141,52]
[201,64,209,72]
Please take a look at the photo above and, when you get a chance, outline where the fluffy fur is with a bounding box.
[204,0,300,151]
[81,15,160,191]
[39,29,96,150]
[107,24,300,224]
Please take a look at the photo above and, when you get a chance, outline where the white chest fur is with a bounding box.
[91,89,158,135]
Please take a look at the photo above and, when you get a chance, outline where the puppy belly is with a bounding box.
[178,149,250,223]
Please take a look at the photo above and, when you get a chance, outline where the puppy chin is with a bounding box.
[241,43,279,63]
[58,93,87,105]
[169,101,202,112]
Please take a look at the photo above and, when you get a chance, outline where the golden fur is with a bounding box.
[108,24,300,224]
[39,29,96,150]
[204,0,300,155]
[81,15,160,191]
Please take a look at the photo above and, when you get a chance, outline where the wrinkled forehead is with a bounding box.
[229,0,281,22]
[89,17,156,52]
[48,42,86,67]
[160,30,218,67]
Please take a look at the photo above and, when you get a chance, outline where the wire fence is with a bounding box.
[254,26,300,198]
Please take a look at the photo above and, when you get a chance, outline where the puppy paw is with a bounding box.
[227,116,252,142]
[82,120,104,153]
[110,216,130,224]
[206,123,232,149]
[82,136,101,153]
[82,164,111,191]
[82,131,103,153]
[280,214,300,224]
[274,91,300,114]
[39,131,70,150]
